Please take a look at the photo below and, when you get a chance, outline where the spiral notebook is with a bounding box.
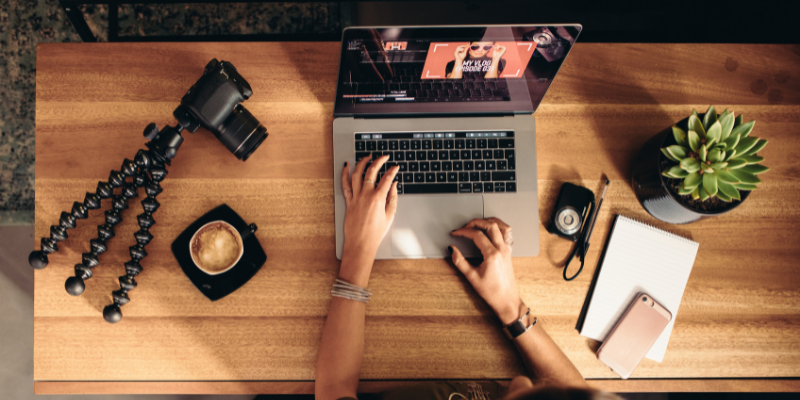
[576,215,699,362]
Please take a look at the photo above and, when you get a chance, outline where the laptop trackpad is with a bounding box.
[391,195,484,258]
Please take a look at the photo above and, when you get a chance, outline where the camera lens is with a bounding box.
[555,207,581,235]
[217,104,268,161]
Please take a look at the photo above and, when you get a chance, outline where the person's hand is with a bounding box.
[341,155,399,273]
[492,45,506,61]
[454,45,468,61]
[450,218,522,325]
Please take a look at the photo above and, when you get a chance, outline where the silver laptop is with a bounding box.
[332,25,582,259]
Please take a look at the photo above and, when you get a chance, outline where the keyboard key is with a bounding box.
[494,182,506,192]
[455,140,466,149]
[403,173,414,183]
[384,151,394,162]
[499,139,514,148]
[470,172,480,181]
[492,172,516,181]
[442,161,453,171]
[466,139,476,149]
[356,152,370,161]
[404,183,458,194]
[486,161,496,170]
[453,161,463,171]
[444,140,455,149]
[506,182,517,192]
[394,151,405,161]
[367,141,377,151]
[416,151,426,161]
[478,139,487,148]
[356,141,365,151]
[426,172,436,182]
[406,151,416,161]
[475,161,485,170]
[481,172,491,181]
[437,172,447,182]
[483,149,493,159]
[398,163,408,172]
[473,182,483,193]
[420,162,430,171]
[400,140,410,150]
[428,150,438,160]
[378,141,388,151]
[488,139,498,148]
[396,183,403,194]
[448,172,458,182]
[450,150,460,160]
[459,172,469,182]
[497,160,507,170]
[409,163,419,172]
[484,182,494,192]
[433,140,443,149]
[422,140,432,150]
[389,140,399,150]
[464,161,474,170]
[505,149,515,159]
[439,150,449,160]
[411,140,421,150]
[461,150,471,159]
[494,149,504,159]
[508,158,515,170]
[431,162,441,171]
[414,173,425,182]
[459,183,472,193]
[386,162,397,170]
[372,151,383,161]
[472,150,482,159]
[392,172,402,182]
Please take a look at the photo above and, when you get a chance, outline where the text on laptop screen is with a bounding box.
[334,25,581,116]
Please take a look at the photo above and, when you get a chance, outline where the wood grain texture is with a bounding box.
[34,43,800,392]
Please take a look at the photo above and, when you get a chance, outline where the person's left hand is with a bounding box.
[492,45,506,60]
[341,155,400,267]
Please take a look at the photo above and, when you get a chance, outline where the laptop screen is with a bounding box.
[333,25,581,117]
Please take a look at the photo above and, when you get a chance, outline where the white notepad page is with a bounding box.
[580,215,699,362]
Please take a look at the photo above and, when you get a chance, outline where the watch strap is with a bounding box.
[502,308,537,339]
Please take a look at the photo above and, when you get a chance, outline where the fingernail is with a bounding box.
[343,162,347,167]
[451,229,457,232]
[448,246,453,254]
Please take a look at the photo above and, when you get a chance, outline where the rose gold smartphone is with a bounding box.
[596,293,672,379]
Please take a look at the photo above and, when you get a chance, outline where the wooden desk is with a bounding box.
[33,43,800,394]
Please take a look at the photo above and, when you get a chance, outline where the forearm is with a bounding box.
[315,256,373,400]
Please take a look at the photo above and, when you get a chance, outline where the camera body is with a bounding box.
[174,59,267,161]
[547,182,595,242]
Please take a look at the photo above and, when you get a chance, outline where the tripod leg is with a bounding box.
[103,151,167,323]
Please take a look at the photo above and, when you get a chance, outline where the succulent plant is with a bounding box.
[660,106,769,202]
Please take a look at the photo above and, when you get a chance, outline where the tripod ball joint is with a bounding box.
[103,305,122,324]
[65,276,86,296]
[29,251,49,269]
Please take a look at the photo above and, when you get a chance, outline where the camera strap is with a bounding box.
[562,198,596,281]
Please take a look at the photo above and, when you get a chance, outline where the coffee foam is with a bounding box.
[191,222,242,273]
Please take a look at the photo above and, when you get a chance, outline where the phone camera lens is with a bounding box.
[642,296,648,302]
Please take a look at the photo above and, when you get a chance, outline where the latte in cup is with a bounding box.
[190,221,244,275]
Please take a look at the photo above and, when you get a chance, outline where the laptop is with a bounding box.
[332,25,582,259]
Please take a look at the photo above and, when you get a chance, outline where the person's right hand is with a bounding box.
[454,45,468,61]
[450,218,523,325]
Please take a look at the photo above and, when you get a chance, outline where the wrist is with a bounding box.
[340,248,375,287]
[497,298,526,326]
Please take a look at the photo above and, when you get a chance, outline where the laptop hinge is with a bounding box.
[347,111,519,119]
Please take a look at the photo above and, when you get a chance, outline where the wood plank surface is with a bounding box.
[34,42,800,392]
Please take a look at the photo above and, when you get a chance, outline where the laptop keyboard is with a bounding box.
[354,131,516,194]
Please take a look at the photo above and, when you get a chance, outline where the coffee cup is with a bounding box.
[189,221,257,275]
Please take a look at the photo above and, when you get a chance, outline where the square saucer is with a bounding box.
[171,204,267,301]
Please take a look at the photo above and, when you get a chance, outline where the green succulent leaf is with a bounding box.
[688,114,706,138]
[703,171,718,196]
[708,148,722,163]
[716,169,740,184]
[699,185,711,201]
[702,163,715,174]
[723,133,740,151]
[661,148,680,163]
[739,164,770,175]
[734,137,759,155]
[723,149,734,161]
[730,120,755,139]
[681,158,701,173]
[683,172,702,189]
[716,189,732,202]
[688,130,701,152]
[691,187,700,200]
[699,144,708,161]
[729,169,761,184]
[665,145,689,161]
[703,105,717,130]
[739,154,765,164]
[678,185,694,195]
[719,112,735,141]
[735,183,758,191]
[706,121,722,146]
[718,180,741,201]
[726,158,747,169]
[667,166,688,178]
[743,139,768,156]
[672,126,688,147]
[734,114,744,127]
[710,162,728,170]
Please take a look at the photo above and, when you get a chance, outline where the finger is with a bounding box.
[486,216,512,237]
[451,228,497,255]
[363,155,389,191]
[341,162,353,207]
[386,180,399,218]
[463,219,504,248]
[449,245,476,279]
[352,154,371,196]
[377,165,399,196]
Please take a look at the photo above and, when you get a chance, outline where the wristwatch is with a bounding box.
[502,307,537,339]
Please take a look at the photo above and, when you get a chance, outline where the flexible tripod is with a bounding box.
[29,122,185,323]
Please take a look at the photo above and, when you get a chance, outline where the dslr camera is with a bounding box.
[547,182,595,242]
[173,59,268,161]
